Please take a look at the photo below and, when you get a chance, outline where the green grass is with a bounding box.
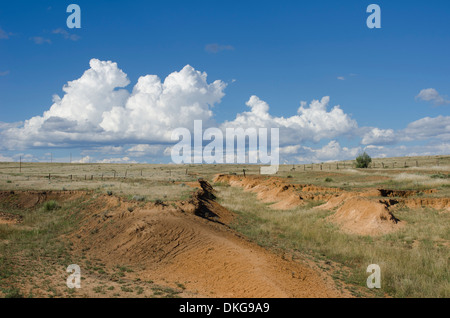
[0,197,87,297]
[431,173,450,179]
[216,185,450,298]
[42,200,60,211]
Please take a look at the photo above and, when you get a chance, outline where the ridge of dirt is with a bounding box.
[213,174,449,236]
[0,190,91,210]
[72,181,345,297]
[0,211,22,224]
[328,197,402,236]
[214,174,341,210]
[0,183,345,298]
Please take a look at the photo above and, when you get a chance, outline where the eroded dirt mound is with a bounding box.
[0,190,89,210]
[377,188,436,198]
[402,197,450,211]
[328,197,401,235]
[63,180,342,298]
[214,174,340,210]
[214,174,449,235]
[0,211,22,224]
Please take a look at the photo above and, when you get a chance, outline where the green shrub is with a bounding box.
[355,152,372,168]
[43,200,60,211]
[324,177,333,182]
[431,173,450,179]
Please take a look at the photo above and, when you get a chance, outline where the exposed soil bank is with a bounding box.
[213,174,449,236]
[0,184,343,298]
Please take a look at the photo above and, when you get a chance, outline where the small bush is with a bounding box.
[43,200,60,211]
[106,191,113,196]
[6,180,12,184]
[431,173,450,179]
[324,177,333,182]
[355,152,372,168]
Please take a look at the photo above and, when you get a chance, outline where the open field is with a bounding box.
[0,155,449,298]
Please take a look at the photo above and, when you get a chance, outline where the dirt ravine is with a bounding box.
[73,180,343,298]
[0,183,344,298]
[213,174,449,236]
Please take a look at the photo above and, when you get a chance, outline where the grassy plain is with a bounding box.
[0,154,448,298]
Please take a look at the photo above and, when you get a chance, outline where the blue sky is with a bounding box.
[0,0,449,164]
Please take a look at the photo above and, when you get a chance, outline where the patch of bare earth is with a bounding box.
[0,181,344,298]
[70,180,342,297]
[214,174,449,236]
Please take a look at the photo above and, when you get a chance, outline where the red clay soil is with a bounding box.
[0,211,22,224]
[213,174,449,236]
[214,174,340,210]
[328,197,401,235]
[75,183,345,297]
[0,186,344,298]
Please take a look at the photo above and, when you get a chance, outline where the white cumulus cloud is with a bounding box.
[222,95,358,145]
[294,141,361,163]
[1,59,226,150]
[361,128,396,145]
[416,88,449,106]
